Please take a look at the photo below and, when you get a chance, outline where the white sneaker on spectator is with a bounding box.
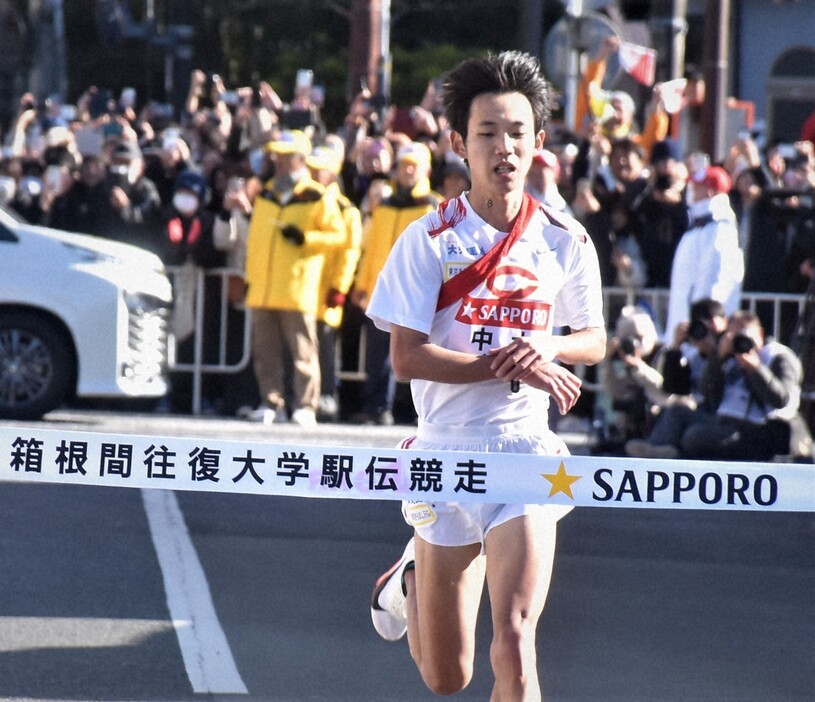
[291,407,317,427]
[244,406,286,426]
[370,538,415,641]
[318,394,338,421]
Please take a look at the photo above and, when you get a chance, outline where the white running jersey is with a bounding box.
[367,194,604,427]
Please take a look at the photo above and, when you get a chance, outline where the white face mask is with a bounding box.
[173,192,199,216]
[0,176,16,204]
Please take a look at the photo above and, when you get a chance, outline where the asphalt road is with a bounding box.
[0,409,812,701]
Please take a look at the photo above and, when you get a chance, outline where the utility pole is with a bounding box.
[519,0,544,59]
[28,0,67,101]
[165,0,195,118]
[348,0,389,105]
[564,0,584,132]
[699,0,730,162]
[377,0,391,107]
[669,0,688,81]
[0,1,26,129]
[651,0,688,82]
[348,0,375,100]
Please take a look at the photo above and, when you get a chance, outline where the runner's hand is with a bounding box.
[488,336,556,384]
[528,363,582,414]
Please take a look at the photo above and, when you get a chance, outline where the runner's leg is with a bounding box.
[485,513,558,701]
[406,535,485,695]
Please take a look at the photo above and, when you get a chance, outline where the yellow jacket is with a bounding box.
[354,181,441,297]
[245,175,346,314]
[318,182,363,327]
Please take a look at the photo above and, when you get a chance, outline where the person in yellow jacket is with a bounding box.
[306,142,363,421]
[244,130,346,427]
[350,141,442,424]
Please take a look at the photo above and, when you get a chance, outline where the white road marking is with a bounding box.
[141,488,248,694]
[0,617,174,651]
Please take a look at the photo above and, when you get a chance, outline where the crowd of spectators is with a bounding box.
[0,42,813,450]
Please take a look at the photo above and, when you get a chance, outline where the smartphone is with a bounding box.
[60,104,78,122]
[74,125,104,156]
[295,69,313,99]
[310,85,325,107]
[120,87,136,108]
[576,178,593,196]
[45,165,63,193]
[227,176,245,193]
[102,121,123,138]
[776,144,797,160]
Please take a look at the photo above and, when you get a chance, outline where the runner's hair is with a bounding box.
[440,50,552,140]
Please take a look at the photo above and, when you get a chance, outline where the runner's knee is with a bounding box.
[490,620,535,684]
[418,659,473,696]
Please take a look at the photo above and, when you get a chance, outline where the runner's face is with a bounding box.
[453,91,543,198]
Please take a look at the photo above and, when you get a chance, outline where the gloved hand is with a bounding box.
[325,289,346,308]
[281,224,305,246]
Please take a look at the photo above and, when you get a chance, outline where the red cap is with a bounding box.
[692,165,732,194]
[532,149,560,177]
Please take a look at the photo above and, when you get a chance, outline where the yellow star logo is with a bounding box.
[541,462,581,499]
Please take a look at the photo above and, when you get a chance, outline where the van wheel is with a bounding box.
[0,311,75,420]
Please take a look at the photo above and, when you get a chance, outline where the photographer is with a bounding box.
[680,310,811,461]
[105,140,162,248]
[631,138,689,288]
[600,305,662,444]
[625,298,727,458]
[666,299,729,400]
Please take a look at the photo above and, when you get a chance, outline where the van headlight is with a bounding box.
[121,291,170,387]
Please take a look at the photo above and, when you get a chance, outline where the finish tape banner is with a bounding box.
[0,426,812,512]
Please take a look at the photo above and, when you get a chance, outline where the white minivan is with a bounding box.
[0,206,172,419]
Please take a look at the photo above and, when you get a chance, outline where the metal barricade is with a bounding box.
[167,270,807,415]
[601,286,807,343]
[165,266,252,414]
[556,286,806,395]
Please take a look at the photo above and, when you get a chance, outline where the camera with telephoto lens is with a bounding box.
[617,335,640,357]
[688,318,710,341]
[732,333,755,354]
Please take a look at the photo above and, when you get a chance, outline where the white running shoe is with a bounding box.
[291,407,317,427]
[370,538,415,641]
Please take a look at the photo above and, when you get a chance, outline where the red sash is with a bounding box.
[436,193,540,312]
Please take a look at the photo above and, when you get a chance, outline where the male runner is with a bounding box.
[367,51,606,699]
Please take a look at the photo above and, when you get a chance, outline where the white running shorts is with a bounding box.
[399,421,573,550]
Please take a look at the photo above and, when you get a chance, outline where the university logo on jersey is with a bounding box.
[454,264,552,331]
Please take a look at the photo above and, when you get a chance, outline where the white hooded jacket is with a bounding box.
[663,193,744,342]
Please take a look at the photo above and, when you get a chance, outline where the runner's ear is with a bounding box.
[450,130,467,159]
